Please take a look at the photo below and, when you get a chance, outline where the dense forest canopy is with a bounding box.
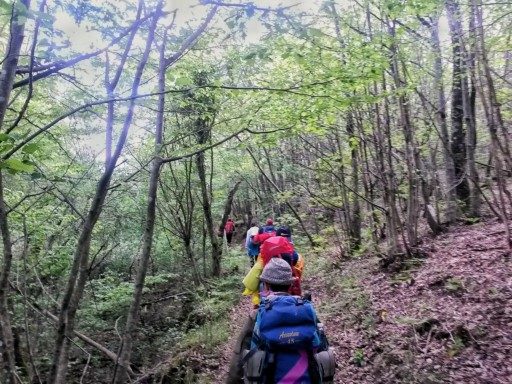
[0,0,510,382]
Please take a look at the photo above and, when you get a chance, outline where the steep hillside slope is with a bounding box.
[311,219,512,384]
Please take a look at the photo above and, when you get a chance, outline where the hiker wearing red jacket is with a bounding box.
[224,218,235,244]
[259,218,276,234]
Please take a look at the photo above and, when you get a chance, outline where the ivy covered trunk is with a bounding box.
[446,0,471,210]
[192,72,222,277]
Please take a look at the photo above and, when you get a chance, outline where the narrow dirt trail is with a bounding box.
[199,253,349,384]
[214,297,253,382]
[201,219,512,383]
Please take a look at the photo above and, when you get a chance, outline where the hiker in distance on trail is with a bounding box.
[225,217,236,245]
[259,218,276,234]
[246,222,260,267]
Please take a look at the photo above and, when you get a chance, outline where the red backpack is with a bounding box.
[251,231,276,245]
[260,236,302,296]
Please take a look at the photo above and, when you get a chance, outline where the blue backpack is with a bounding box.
[259,225,276,234]
[247,295,323,383]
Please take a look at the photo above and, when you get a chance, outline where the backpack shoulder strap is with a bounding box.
[239,347,259,367]
[262,295,279,311]
[265,352,277,384]
[307,349,322,384]
[263,295,304,311]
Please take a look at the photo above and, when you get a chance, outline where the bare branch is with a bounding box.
[165,5,219,68]
[6,0,47,134]
[161,127,247,163]
[9,281,134,374]
[3,77,347,161]
[13,11,154,89]
[200,0,298,13]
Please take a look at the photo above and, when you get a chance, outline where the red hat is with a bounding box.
[266,218,273,225]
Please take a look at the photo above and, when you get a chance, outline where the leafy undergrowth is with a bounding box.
[194,219,512,384]
[134,247,248,383]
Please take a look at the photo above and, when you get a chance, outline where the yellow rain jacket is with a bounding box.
[242,254,305,305]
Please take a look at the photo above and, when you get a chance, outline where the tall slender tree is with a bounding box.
[0,1,32,382]
[446,0,471,209]
[49,7,161,383]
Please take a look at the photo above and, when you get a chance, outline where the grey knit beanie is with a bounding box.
[260,258,294,286]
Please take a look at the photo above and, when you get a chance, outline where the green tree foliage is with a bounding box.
[0,0,510,382]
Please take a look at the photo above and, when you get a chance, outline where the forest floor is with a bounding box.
[198,218,512,384]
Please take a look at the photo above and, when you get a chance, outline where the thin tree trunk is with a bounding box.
[0,0,31,128]
[428,15,459,223]
[446,0,471,209]
[472,0,512,173]
[191,73,222,276]
[330,0,361,250]
[357,108,380,248]
[381,73,402,255]
[104,2,143,169]
[332,130,353,249]
[196,149,222,276]
[219,181,242,233]
[466,3,481,217]
[184,238,201,285]
[367,8,399,255]
[112,6,164,382]
[49,8,159,383]
[202,218,207,277]
[389,20,420,247]
[0,173,19,384]
[340,162,352,246]
[346,111,362,249]
[113,162,162,383]
[160,159,201,284]
[21,218,41,383]
[373,96,397,253]
[0,1,31,382]
[493,155,512,255]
